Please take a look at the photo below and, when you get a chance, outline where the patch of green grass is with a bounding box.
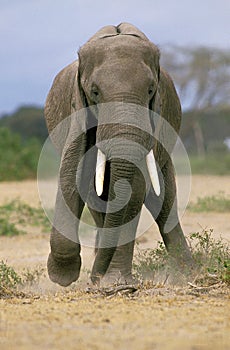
[0,218,24,236]
[0,199,50,236]
[189,193,230,212]
[133,229,230,285]
[189,153,230,175]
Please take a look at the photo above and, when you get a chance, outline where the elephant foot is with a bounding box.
[47,253,81,287]
[170,248,195,271]
[100,271,135,287]
[90,270,135,286]
[167,252,197,285]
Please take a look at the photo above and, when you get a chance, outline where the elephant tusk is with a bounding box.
[146,150,160,196]
[95,149,106,196]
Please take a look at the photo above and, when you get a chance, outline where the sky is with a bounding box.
[0,0,229,115]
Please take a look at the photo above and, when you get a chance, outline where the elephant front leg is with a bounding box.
[103,240,135,284]
[90,208,141,285]
[47,187,84,287]
[145,159,194,268]
[48,229,82,287]
[88,207,135,284]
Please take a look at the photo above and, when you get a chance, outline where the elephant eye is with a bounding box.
[91,85,100,102]
[148,83,156,100]
[148,85,154,96]
[93,90,99,97]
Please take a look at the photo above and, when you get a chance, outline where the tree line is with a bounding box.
[0,45,229,180]
[161,45,230,156]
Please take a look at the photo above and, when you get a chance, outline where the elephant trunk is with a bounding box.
[91,157,145,284]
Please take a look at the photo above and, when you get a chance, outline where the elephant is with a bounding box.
[44,23,194,287]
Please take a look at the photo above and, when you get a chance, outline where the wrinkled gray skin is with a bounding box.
[45,23,193,287]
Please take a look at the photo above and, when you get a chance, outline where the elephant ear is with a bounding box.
[151,68,182,165]
[44,60,85,151]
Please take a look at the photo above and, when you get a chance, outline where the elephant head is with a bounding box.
[45,23,192,286]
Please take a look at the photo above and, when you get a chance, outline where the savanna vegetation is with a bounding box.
[0,199,50,237]
[1,228,229,298]
[0,45,229,292]
[0,127,41,181]
[134,229,230,286]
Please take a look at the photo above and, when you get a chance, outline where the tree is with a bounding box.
[0,106,48,143]
[0,127,41,181]
[161,46,230,156]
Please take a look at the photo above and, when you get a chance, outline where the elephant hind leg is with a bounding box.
[145,159,194,267]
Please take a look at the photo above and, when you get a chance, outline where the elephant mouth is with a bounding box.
[95,148,160,197]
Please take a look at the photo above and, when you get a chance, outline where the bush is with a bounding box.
[133,230,230,285]
[0,261,45,298]
[0,127,42,181]
[189,230,230,284]
[0,260,22,297]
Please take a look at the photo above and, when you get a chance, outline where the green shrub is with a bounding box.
[0,127,42,181]
[133,229,230,285]
[0,261,45,298]
[189,230,230,283]
[0,261,22,291]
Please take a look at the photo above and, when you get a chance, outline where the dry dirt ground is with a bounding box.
[0,175,230,350]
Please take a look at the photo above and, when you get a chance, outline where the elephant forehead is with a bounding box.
[102,36,153,54]
[79,36,158,70]
[92,60,154,86]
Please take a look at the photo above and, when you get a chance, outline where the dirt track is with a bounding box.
[0,175,230,350]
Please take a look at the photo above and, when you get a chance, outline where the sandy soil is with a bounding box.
[0,175,230,350]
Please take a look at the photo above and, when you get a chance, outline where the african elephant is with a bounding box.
[44,23,193,287]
